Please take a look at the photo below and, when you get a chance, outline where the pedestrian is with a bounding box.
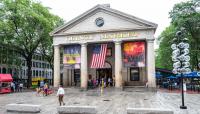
[19,82,23,92]
[145,80,148,88]
[44,83,48,96]
[11,82,15,92]
[108,77,111,87]
[56,85,65,106]
[15,82,19,92]
[40,80,44,89]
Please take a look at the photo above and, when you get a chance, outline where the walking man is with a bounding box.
[56,85,65,106]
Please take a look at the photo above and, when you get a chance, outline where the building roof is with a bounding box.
[50,4,158,36]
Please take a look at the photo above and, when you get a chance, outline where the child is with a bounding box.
[57,85,65,106]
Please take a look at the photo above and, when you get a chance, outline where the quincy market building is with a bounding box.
[50,4,157,89]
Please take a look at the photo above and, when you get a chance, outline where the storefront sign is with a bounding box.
[123,42,145,67]
[65,32,139,41]
[66,35,93,41]
[101,32,139,39]
[63,45,81,65]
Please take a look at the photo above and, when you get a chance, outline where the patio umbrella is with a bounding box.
[167,76,177,79]
[156,73,162,78]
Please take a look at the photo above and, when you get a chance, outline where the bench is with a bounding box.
[57,106,97,114]
[6,104,41,113]
[127,108,174,114]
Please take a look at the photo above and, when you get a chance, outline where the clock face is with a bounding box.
[95,18,104,27]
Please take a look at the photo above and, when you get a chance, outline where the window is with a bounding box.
[42,71,44,77]
[8,68,12,74]
[39,71,41,76]
[2,68,6,74]
[36,70,38,77]
[1,82,10,88]
[33,70,35,77]
[130,67,140,81]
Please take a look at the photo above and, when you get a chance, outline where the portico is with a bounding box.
[51,4,157,90]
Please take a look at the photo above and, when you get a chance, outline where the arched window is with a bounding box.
[2,67,6,73]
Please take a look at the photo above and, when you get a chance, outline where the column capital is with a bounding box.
[54,44,60,48]
[80,43,88,47]
[146,38,155,43]
[114,40,122,45]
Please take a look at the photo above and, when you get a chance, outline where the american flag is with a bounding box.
[90,44,107,68]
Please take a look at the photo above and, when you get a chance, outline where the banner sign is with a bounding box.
[63,45,81,65]
[123,42,145,67]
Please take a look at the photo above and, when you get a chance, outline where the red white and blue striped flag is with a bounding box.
[90,44,107,68]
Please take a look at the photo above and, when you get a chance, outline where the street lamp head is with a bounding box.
[176,31,182,36]
[183,38,188,42]
[173,38,178,42]
[171,44,177,50]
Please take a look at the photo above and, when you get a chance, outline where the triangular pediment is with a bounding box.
[50,4,157,36]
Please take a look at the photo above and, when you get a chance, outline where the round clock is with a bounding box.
[95,17,104,27]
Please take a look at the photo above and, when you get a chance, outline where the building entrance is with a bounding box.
[74,69,80,86]
[96,68,112,86]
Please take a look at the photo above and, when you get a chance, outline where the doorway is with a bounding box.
[96,62,112,81]
[74,69,80,86]
[96,68,112,80]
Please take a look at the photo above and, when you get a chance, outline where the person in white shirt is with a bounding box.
[56,85,65,106]
[19,83,23,92]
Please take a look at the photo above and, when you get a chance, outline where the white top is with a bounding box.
[19,83,23,87]
[57,87,65,96]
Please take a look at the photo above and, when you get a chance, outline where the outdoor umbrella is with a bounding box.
[167,76,177,79]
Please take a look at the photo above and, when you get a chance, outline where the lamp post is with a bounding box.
[171,28,191,109]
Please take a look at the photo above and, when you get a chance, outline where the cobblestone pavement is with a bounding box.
[0,87,200,114]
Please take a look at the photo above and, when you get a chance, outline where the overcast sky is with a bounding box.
[40,0,188,38]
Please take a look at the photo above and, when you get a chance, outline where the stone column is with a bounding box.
[115,41,123,88]
[81,43,88,89]
[53,45,60,87]
[63,67,68,87]
[68,69,72,86]
[147,39,156,88]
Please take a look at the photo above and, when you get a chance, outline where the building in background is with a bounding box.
[0,44,53,87]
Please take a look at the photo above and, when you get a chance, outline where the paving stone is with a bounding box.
[0,88,200,114]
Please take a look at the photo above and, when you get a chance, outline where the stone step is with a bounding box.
[123,86,146,88]
[123,86,147,92]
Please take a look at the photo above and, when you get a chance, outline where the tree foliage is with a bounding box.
[156,25,176,70]
[156,0,200,70]
[0,0,63,87]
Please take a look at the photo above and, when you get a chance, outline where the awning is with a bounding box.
[0,74,13,82]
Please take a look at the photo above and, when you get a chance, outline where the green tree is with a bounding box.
[156,0,200,71]
[156,25,176,70]
[38,19,64,71]
[169,0,200,70]
[0,0,63,87]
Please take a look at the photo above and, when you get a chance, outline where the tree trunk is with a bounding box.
[26,58,32,88]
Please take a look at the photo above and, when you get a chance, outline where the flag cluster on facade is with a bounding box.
[90,44,107,68]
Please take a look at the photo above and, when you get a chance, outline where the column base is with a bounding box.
[114,87,123,91]
[146,87,157,92]
[80,87,88,91]
[180,106,187,109]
